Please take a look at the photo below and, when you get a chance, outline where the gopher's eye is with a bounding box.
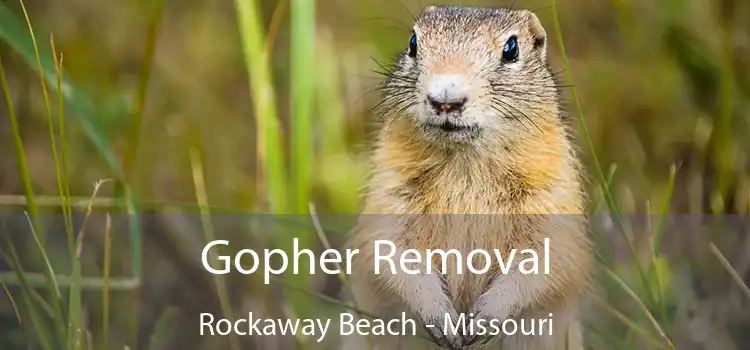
[502,35,519,63]
[408,33,417,58]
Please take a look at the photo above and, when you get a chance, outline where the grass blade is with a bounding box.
[709,242,750,300]
[69,179,111,350]
[265,0,287,53]
[0,3,145,316]
[279,0,318,324]
[121,0,164,178]
[0,277,31,350]
[23,212,67,346]
[652,164,678,255]
[102,213,112,350]
[0,6,142,297]
[122,186,143,348]
[0,42,56,350]
[548,0,657,313]
[50,36,75,258]
[309,203,347,283]
[0,222,55,350]
[290,0,315,214]
[590,295,669,350]
[623,164,679,346]
[707,2,735,212]
[29,290,54,318]
[0,2,124,176]
[189,147,240,350]
[650,164,678,320]
[117,0,165,344]
[14,5,71,344]
[233,0,288,213]
[604,268,674,349]
[309,202,374,350]
[0,51,40,240]
[0,273,139,290]
[19,0,60,248]
[591,164,618,212]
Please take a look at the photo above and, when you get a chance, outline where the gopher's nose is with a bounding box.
[427,95,467,114]
[425,74,469,114]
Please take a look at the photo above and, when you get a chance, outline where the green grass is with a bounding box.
[1,222,55,350]
[50,34,76,266]
[189,147,240,350]
[549,1,678,348]
[234,0,287,214]
[0,4,56,348]
[0,2,124,175]
[101,213,111,350]
[0,0,749,349]
[232,0,319,327]
[0,0,153,348]
[0,277,27,349]
[290,0,315,215]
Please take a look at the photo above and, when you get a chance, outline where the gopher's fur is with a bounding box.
[344,5,593,350]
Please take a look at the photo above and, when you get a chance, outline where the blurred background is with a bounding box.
[0,0,749,349]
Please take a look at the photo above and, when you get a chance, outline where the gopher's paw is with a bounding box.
[418,310,463,349]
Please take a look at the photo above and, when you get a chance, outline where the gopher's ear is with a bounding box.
[525,11,548,58]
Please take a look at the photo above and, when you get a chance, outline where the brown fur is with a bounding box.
[344,5,593,350]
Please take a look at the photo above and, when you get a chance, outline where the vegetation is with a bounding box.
[0,0,748,349]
